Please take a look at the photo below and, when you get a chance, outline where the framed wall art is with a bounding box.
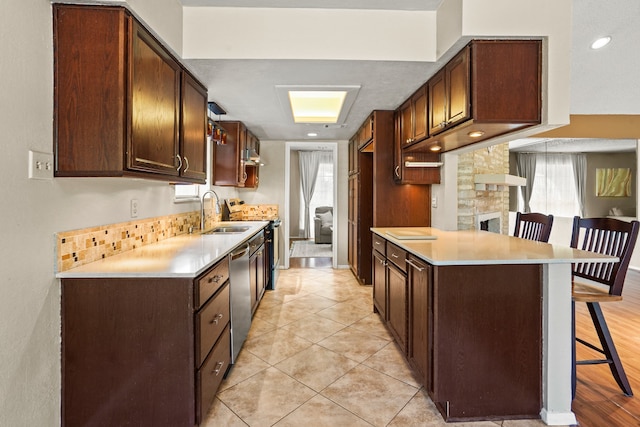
[596,168,632,197]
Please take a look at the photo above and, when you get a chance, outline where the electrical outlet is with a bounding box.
[431,196,438,208]
[130,199,139,218]
[28,150,53,180]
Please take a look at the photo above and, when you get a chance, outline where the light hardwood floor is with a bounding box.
[203,264,640,426]
[572,268,640,426]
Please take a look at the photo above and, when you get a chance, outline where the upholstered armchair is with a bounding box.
[314,206,333,244]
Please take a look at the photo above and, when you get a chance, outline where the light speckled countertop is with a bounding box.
[56,221,269,278]
[371,227,616,266]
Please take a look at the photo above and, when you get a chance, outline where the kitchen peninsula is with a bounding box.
[57,221,268,426]
[371,227,616,425]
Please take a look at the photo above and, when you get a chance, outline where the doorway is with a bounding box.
[283,142,338,269]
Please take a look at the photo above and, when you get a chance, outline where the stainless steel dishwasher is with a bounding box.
[229,243,251,364]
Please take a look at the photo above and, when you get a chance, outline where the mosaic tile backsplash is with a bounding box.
[56,204,279,272]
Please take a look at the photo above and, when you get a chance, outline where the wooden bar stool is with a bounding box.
[513,212,554,242]
[570,216,639,397]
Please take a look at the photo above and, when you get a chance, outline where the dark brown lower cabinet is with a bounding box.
[61,257,231,426]
[373,235,543,422]
[407,255,431,389]
[387,261,407,353]
[372,242,387,319]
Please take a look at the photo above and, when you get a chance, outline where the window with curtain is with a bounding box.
[299,153,333,237]
[525,154,581,217]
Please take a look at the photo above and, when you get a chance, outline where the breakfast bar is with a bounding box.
[371,227,617,425]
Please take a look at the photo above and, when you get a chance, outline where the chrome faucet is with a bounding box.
[201,190,221,231]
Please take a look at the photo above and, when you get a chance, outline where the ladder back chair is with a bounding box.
[570,216,640,397]
[513,212,554,242]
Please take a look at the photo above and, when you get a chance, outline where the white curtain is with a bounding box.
[516,153,538,213]
[299,151,322,238]
[529,153,580,217]
[571,153,587,216]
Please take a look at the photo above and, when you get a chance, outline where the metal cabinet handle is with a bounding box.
[208,274,222,284]
[406,259,425,272]
[212,361,224,376]
[391,253,399,258]
[176,154,182,171]
[394,166,401,178]
[183,156,189,173]
[209,313,223,325]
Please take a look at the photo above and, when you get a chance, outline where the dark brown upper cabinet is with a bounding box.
[213,121,257,187]
[399,84,428,148]
[53,4,207,184]
[428,48,470,136]
[410,39,541,153]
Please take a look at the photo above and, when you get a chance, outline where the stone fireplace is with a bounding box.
[457,143,510,234]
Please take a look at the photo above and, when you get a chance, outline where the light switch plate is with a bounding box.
[28,150,53,180]
[431,196,437,208]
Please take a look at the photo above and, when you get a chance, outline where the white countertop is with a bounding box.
[371,227,617,266]
[56,221,269,279]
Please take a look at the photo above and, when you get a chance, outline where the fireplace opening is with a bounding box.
[476,212,502,234]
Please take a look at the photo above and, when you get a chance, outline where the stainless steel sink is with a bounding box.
[203,226,250,234]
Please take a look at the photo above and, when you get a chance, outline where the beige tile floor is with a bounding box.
[202,267,555,427]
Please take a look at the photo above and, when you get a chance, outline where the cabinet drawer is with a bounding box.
[372,234,386,256]
[196,324,230,424]
[196,257,229,308]
[387,243,407,272]
[196,282,230,368]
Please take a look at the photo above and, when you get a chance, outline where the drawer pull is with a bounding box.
[212,361,224,376]
[406,259,425,272]
[209,313,223,325]
[391,253,399,258]
[208,275,222,284]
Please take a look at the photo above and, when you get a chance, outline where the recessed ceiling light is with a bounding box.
[275,85,360,125]
[307,132,318,137]
[289,91,346,123]
[468,130,485,138]
[591,36,611,50]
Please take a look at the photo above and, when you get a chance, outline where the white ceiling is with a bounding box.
[180,0,640,145]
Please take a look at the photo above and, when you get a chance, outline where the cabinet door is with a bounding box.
[180,72,207,183]
[428,69,447,136]
[129,21,181,176]
[412,86,428,142]
[407,256,431,389]
[399,99,413,147]
[372,250,387,319]
[445,47,470,129]
[213,121,245,187]
[387,263,407,353]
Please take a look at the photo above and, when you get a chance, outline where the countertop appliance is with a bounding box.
[265,218,281,290]
[228,243,250,364]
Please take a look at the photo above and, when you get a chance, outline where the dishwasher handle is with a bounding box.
[230,244,250,260]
